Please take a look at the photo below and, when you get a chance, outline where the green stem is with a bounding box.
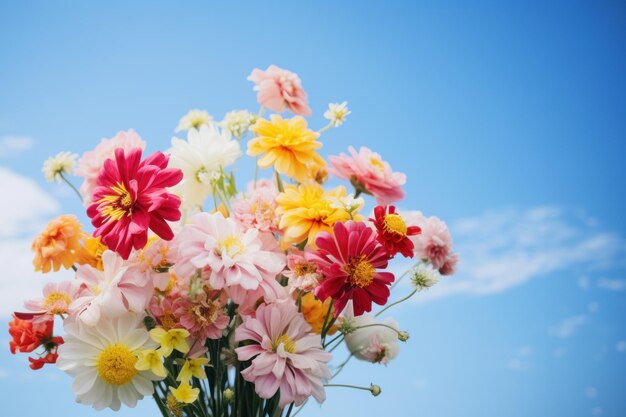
[274,170,284,193]
[324,383,373,392]
[375,289,418,317]
[316,122,333,134]
[352,323,403,337]
[390,262,419,290]
[59,172,83,203]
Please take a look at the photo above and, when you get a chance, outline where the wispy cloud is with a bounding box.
[415,206,625,302]
[596,278,626,291]
[0,135,33,158]
[551,315,588,338]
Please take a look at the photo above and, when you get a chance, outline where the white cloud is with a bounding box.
[616,341,626,353]
[0,135,33,158]
[596,278,626,291]
[0,167,71,317]
[415,206,625,302]
[551,315,588,338]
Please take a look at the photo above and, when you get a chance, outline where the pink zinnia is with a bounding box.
[406,212,455,270]
[24,281,86,319]
[87,147,183,260]
[235,301,331,407]
[328,146,406,205]
[248,65,312,115]
[75,129,146,205]
[306,221,394,317]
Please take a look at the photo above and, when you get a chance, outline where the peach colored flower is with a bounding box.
[32,215,84,273]
[248,65,311,115]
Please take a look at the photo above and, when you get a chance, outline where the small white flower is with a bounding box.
[220,110,257,138]
[329,194,364,213]
[42,151,78,182]
[175,109,214,132]
[323,101,351,127]
[411,266,440,290]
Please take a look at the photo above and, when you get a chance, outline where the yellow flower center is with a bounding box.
[42,292,72,314]
[383,213,407,236]
[161,310,177,330]
[218,236,245,258]
[96,344,137,385]
[370,157,385,172]
[272,334,296,353]
[294,262,317,277]
[345,255,376,288]
[99,182,134,221]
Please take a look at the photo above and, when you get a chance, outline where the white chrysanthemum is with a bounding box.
[323,101,351,127]
[411,266,440,290]
[220,110,257,138]
[42,151,78,182]
[168,124,242,209]
[57,314,162,411]
[175,109,213,132]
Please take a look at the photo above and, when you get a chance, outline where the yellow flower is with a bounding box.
[149,328,190,357]
[177,357,210,382]
[170,382,200,404]
[32,215,84,273]
[300,292,338,335]
[75,235,107,270]
[276,183,355,246]
[135,349,167,378]
[248,115,325,182]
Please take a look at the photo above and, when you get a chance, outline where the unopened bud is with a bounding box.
[223,388,234,402]
[398,331,409,342]
[370,384,381,396]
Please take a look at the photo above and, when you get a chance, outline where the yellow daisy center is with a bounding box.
[99,182,134,221]
[345,255,376,288]
[272,334,296,353]
[218,236,245,258]
[42,292,71,314]
[96,344,137,385]
[383,213,407,236]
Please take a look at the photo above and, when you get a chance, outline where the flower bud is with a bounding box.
[370,384,381,396]
[398,331,409,342]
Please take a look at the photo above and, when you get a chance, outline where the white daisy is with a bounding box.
[42,151,78,182]
[220,110,257,138]
[168,124,242,209]
[323,101,351,127]
[56,314,162,411]
[175,109,213,132]
[410,266,440,290]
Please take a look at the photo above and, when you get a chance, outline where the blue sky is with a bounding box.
[1,1,625,416]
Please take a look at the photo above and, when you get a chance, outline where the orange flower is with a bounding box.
[31,215,84,273]
[75,235,107,270]
[300,292,338,335]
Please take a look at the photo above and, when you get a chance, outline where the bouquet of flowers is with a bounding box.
[8,65,458,417]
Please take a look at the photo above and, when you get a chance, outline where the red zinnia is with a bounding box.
[306,221,394,317]
[371,205,421,258]
[8,314,63,369]
[87,147,183,260]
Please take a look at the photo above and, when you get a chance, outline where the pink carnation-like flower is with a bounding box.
[329,146,406,205]
[174,212,285,306]
[283,250,323,294]
[87,147,183,260]
[235,300,331,407]
[172,291,229,340]
[248,65,312,115]
[306,221,394,317]
[71,250,153,325]
[75,130,146,205]
[24,281,86,320]
[231,179,280,233]
[405,211,457,272]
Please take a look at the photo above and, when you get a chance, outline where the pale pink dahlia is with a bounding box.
[235,300,331,407]
[87,148,183,260]
[283,250,323,294]
[174,212,285,305]
[24,280,86,319]
[405,211,457,272]
[75,129,146,205]
[328,146,406,205]
[248,65,312,115]
[231,179,280,233]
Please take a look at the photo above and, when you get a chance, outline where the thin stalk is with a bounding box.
[375,288,418,317]
[274,170,284,193]
[390,262,419,290]
[59,172,83,203]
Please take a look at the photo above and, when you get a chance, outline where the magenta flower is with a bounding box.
[235,301,331,407]
[248,65,312,115]
[87,147,183,260]
[328,146,406,205]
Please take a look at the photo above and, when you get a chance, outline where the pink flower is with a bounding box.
[231,180,280,233]
[248,65,312,115]
[283,250,323,294]
[172,291,229,340]
[75,130,146,205]
[438,252,459,276]
[87,147,183,260]
[235,300,331,407]
[329,146,406,205]
[405,211,457,271]
[24,281,86,319]
[71,250,153,325]
[174,212,285,306]
[306,221,394,317]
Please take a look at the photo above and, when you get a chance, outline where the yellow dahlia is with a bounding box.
[247,115,325,182]
[276,183,355,246]
[300,292,338,335]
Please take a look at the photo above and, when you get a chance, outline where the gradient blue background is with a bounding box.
[1,1,625,416]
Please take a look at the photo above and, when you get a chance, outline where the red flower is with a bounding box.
[370,205,421,258]
[306,221,394,317]
[87,147,183,260]
[8,314,63,369]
